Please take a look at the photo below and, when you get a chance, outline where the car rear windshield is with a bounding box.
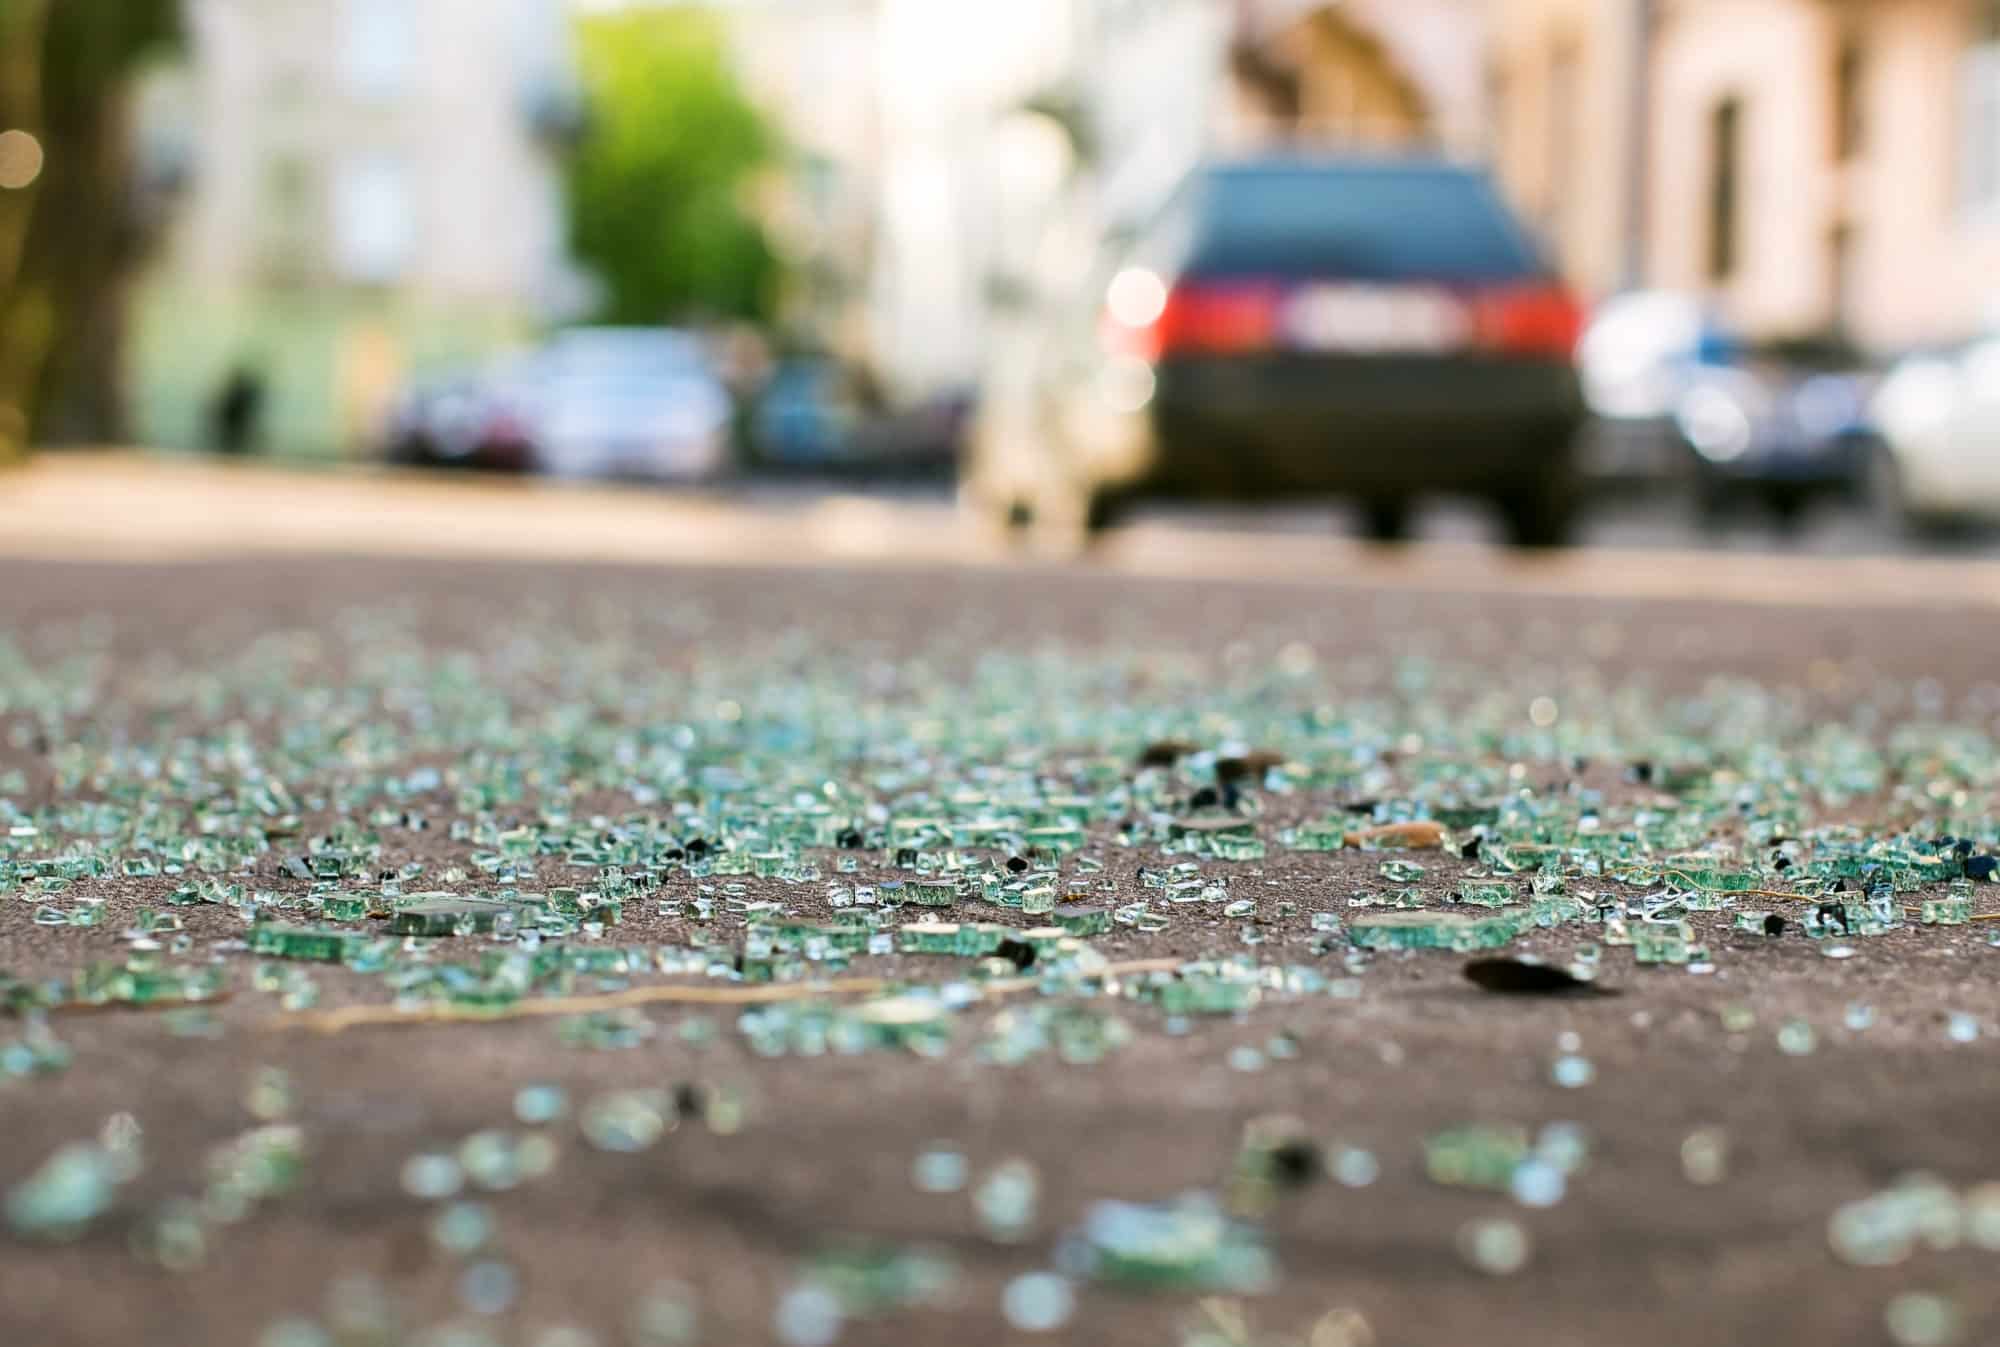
[1187,163,1544,283]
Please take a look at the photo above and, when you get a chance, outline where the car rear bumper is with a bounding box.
[1134,354,1583,498]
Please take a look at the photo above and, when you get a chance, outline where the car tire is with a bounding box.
[1899,504,1978,544]
[1765,488,1809,534]
[1866,443,1916,537]
[1498,475,1577,550]
[1004,486,1112,558]
[1360,499,1412,544]
[1693,474,1732,533]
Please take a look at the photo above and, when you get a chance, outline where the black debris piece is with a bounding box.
[1463,958,1613,997]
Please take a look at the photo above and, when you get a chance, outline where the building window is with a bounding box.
[1966,1,2000,209]
[340,0,414,101]
[1833,33,1864,161]
[1707,96,1742,281]
[332,155,413,285]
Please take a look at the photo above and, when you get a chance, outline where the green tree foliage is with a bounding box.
[0,0,180,454]
[567,9,781,327]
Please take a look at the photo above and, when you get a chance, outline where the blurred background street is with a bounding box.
[4,0,2000,556]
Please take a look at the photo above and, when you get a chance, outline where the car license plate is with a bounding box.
[1281,285,1471,354]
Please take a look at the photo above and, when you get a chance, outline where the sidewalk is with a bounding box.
[4,451,2000,611]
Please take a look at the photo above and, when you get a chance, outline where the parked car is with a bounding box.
[382,357,537,473]
[1671,342,1878,527]
[1576,295,1878,525]
[1871,336,2000,531]
[1575,290,1735,483]
[845,385,971,476]
[751,357,969,478]
[749,357,862,468]
[963,154,1588,546]
[528,328,733,483]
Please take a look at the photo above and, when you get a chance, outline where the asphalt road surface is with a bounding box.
[4,458,2000,1347]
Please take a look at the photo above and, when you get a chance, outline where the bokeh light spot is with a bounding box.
[0,130,45,190]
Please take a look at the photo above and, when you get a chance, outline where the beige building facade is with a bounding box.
[1491,0,2000,351]
[130,0,583,455]
[1231,0,1493,151]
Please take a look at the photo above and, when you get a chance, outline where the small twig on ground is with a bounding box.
[276,978,892,1034]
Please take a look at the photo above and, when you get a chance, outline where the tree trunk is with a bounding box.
[21,65,138,444]
[0,0,180,455]
[0,0,51,462]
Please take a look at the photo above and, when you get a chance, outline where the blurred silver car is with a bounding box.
[528,328,733,483]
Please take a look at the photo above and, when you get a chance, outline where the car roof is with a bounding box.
[1171,152,1540,281]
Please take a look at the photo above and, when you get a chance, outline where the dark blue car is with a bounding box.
[1672,345,1879,527]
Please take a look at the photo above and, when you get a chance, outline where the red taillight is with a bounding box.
[1106,279,1582,359]
[1158,282,1283,355]
[1472,284,1584,359]
[1105,281,1283,359]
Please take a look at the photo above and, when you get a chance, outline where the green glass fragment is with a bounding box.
[1347,910,1523,952]
[1055,906,1112,937]
[248,923,366,964]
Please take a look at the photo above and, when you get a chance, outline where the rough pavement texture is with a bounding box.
[4,555,2000,1347]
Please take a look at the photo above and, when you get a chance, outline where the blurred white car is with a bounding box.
[528,328,733,482]
[1573,290,1733,482]
[1578,291,1718,420]
[1872,337,2000,528]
